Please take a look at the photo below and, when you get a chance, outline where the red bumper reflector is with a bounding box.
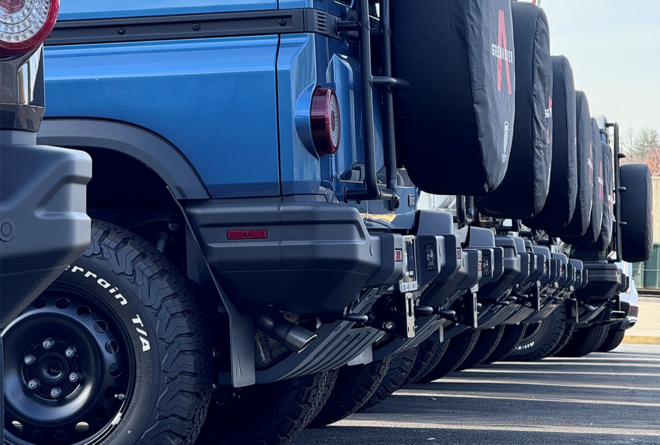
[395,249,404,262]
[227,229,268,240]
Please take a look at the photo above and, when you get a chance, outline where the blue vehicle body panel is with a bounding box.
[58,0,276,21]
[45,1,384,202]
[277,34,321,196]
[44,36,281,198]
[277,32,386,200]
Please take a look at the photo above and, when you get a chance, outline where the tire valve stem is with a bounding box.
[114,394,126,400]
[65,347,77,358]
[24,355,36,365]
[27,379,40,390]
[42,338,55,350]
[69,372,82,383]
[50,387,62,399]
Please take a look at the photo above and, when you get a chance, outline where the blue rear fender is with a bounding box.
[44,36,281,198]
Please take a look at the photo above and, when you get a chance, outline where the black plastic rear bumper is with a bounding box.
[0,131,91,327]
[186,201,402,314]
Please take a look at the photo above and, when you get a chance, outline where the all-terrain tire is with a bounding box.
[482,324,526,364]
[597,328,626,352]
[547,322,576,357]
[403,340,441,386]
[358,347,419,412]
[410,339,451,384]
[3,220,213,445]
[556,324,610,357]
[457,325,505,371]
[506,304,567,361]
[304,368,339,426]
[416,329,480,383]
[200,371,332,445]
[309,357,392,427]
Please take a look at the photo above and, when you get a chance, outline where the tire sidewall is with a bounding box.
[52,254,165,444]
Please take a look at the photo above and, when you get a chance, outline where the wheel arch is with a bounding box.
[37,118,221,307]
[38,118,209,201]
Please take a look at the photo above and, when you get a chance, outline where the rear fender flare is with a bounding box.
[38,118,209,200]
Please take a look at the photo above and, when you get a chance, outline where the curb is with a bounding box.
[623,335,660,345]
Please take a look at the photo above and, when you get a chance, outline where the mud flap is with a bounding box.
[455,292,479,329]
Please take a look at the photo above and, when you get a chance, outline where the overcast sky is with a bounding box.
[536,0,660,134]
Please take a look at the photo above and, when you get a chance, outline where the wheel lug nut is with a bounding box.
[27,379,40,390]
[69,372,82,383]
[23,355,36,365]
[50,387,62,399]
[42,338,55,349]
[65,347,77,358]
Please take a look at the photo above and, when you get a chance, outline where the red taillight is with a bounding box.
[395,249,404,262]
[0,0,60,56]
[310,87,341,156]
[227,229,268,240]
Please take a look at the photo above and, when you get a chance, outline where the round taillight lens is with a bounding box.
[0,0,60,56]
[310,87,341,156]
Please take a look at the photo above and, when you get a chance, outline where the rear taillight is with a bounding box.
[310,87,340,156]
[0,0,59,56]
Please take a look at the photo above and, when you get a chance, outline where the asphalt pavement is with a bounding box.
[294,344,660,445]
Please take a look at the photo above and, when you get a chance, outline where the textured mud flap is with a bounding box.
[0,132,91,326]
[392,0,515,195]
[456,293,479,329]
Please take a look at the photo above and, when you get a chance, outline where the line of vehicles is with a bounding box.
[0,0,652,444]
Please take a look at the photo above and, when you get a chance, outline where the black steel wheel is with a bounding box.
[3,220,212,445]
[4,288,134,444]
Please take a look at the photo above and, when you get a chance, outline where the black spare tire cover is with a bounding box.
[620,164,653,262]
[588,142,614,252]
[550,91,593,238]
[392,0,516,195]
[524,56,577,230]
[562,118,604,245]
[475,2,553,219]
[587,118,605,242]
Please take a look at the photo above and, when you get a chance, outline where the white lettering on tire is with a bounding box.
[69,264,151,352]
[132,314,152,352]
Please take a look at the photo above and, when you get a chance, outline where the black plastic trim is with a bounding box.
[46,9,340,46]
[37,119,209,200]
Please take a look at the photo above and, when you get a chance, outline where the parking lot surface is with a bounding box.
[293,344,660,445]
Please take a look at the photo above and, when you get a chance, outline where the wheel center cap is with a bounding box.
[39,353,69,384]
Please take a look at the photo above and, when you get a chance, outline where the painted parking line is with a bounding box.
[331,419,660,437]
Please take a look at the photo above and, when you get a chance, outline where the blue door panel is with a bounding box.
[44,37,281,198]
[58,0,277,21]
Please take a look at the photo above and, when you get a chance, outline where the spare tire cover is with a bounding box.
[588,142,614,252]
[587,118,605,242]
[621,164,653,262]
[562,118,604,245]
[475,2,553,219]
[392,0,516,195]
[523,56,577,230]
[550,91,593,238]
